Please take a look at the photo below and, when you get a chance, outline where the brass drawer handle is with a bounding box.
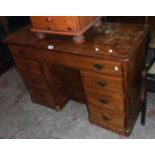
[93,64,103,70]
[99,99,108,105]
[102,115,111,121]
[96,81,107,88]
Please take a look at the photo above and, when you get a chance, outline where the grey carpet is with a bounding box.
[0,66,155,139]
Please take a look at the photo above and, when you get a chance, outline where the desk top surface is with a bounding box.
[3,23,149,61]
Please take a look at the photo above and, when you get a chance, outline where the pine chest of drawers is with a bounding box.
[3,23,148,136]
[30,16,100,37]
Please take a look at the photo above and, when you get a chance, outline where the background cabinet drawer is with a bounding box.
[20,72,48,90]
[45,16,77,32]
[30,16,77,32]
[81,71,124,94]
[88,104,125,129]
[14,57,42,75]
[85,90,124,112]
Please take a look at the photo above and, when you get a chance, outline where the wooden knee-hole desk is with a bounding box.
[3,23,149,136]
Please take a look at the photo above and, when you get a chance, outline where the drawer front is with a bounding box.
[81,71,124,94]
[9,45,55,62]
[82,59,122,77]
[30,16,47,29]
[86,90,124,112]
[88,104,125,129]
[55,53,123,77]
[31,16,77,32]
[9,45,38,58]
[19,72,48,90]
[14,57,42,75]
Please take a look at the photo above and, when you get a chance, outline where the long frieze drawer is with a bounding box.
[9,45,123,77]
[9,45,32,58]
[85,90,125,112]
[19,72,48,90]
[81,71,124,94]
[14,57,42,75]
[8,45,46,60]
[88,104,125,129]
[54,53,123,77]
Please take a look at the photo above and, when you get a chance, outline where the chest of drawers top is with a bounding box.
[3,23,148,61]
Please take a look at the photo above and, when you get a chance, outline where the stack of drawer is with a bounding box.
[14,56,55,107]
[81,60,125,133]
[9,45,67,111]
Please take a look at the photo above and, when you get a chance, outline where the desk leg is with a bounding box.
[141,71,147,125]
